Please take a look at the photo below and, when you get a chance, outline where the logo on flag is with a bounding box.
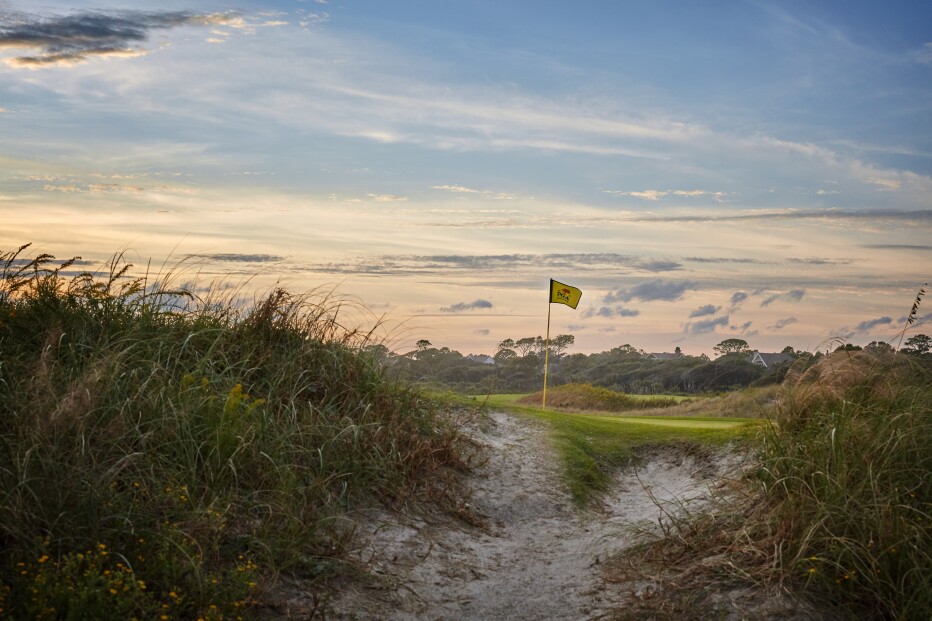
[550,279,582,309]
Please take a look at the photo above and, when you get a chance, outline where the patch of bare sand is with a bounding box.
[273,410,744,620]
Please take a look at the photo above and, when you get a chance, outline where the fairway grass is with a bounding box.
[587,414,748,429]
[475,394,759,505]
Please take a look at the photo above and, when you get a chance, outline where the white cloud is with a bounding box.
[367,194,408,202]
[865,177,902,191]
[604,189,727,202]
[431,185,480,193]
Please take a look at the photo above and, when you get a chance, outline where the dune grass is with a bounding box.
[756,349,931,618]
[0,245,469,620]
[608,348,932,620]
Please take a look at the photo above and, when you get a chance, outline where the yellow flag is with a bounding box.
[550,279,582,309]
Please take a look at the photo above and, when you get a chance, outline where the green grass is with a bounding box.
[584,414,749,429]
[486,397,757,506]
[0,245,469,620]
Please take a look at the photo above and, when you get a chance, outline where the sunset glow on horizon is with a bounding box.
[2,0,930,356]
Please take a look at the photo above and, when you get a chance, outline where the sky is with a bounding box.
[1,0,930,356]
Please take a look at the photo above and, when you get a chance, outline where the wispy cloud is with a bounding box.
[605,279,697,303]
[582,306,640,319]
[0,10,240,68]
[367,194,408,202]
[430,184,518,200]
[684,257,771,265]
[440,299,493,313]
[861,244,932,251]
[615,307,640,317]
[729,291,749,310]
[761,289,806,307]
[431,184,480,194]
[297,253,683,277]
[604,189,727,202]
[190,253,285,263]
[854,316,893,332]
[683,315,729,335]
[787,258,852,265]
[864,177,902,191]
[770,317,798,330]
[689,304,720,318]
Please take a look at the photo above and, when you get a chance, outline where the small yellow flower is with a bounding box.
[169,591,179,600]
[808,568,816,574]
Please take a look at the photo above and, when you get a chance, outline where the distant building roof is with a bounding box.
[749,352,794,368]
[466,354,496,365]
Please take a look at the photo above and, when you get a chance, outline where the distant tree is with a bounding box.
[515,336,542,357]
[361,343,392,364]
[834,343,862,352]
[610,344,642,358]
[684,356,764,391]
[494,348,517,363]
[781,345,799,357]
[713,338,750,357]
[866,341,895,354]
[901,334,931,356]
[416,339,432,351]
[549,334,575,357]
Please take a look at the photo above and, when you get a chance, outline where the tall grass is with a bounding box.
[757,348,931,618]
[0,245,467,619]
[608,348,931,619]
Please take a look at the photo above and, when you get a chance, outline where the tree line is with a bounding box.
[363,333,930,395]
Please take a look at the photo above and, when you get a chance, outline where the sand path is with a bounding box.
[287,409,738,621]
